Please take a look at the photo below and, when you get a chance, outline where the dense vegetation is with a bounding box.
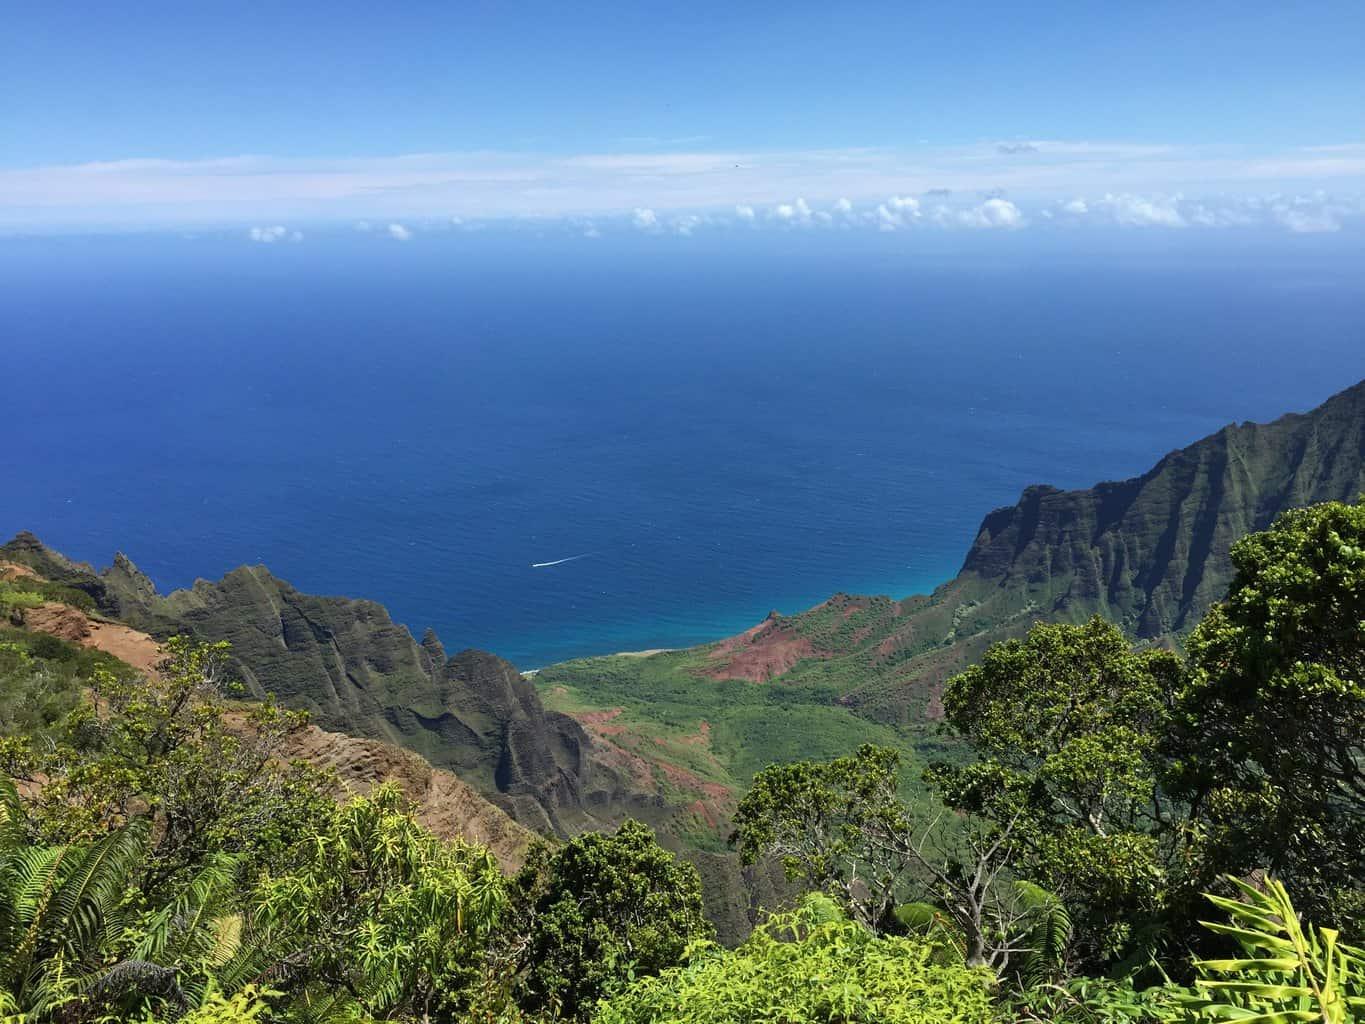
[1,497,1361,1021]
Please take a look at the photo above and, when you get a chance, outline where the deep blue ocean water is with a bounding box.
[5,229,1364,667]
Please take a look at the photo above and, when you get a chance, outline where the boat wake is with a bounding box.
[530,552,594,569]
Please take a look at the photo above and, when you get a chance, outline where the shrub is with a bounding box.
[593,893,995,1024]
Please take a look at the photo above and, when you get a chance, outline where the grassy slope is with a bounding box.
[536,641,948,852]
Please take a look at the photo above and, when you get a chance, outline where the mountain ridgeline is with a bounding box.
[5,378,1364,937]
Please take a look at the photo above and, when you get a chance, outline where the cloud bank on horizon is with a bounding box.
[3,140,1363,236]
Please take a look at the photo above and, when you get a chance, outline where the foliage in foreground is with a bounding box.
[252,787,508,1022]
[1,496,1362,1021]
[1175,498,1365,931]
[592,893,995,1024]
[502,820,714,1021]
[1179,876,1364,1024]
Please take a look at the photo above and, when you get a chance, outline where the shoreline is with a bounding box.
[520,646,678,679]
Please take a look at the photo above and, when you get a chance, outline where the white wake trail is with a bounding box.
[530,552,594,569]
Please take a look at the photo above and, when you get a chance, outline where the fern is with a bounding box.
[1014,880,1074,987]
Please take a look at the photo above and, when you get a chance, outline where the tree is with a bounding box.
[934,616,1186,967]
[505,819,712,1021]
[251,785,507,1022]
[13,636,332,896]
[1175,498,1365,931]
[732,745,1035,971]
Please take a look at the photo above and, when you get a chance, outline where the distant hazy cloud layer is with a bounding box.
[3,140,1364,233]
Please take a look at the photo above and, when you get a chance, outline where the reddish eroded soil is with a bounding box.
[679,720,711,746]
[577,707,626,734]
[653,757,731,801]
[23,602,165,676]
[0,561,41,581]
[924,680,947,721]
[686,798,720,830]
[277,723,533,869]
[702,614,823,683]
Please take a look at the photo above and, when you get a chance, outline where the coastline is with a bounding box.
[520,645,677,678]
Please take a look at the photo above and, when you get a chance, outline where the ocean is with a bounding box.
[5,228,1364,667]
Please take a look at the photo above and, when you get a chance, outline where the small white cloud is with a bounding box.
[996,141,1039,155]
[833,197,853,214]
[734,204,756,221]
[1062,198,1088,215]
[772,197,813,225]
[673,214,702,236]
[632,207,658,230]
[1187,202,1255,228]
[1271,195,1343,233]
[1096,194,1185,228]
[354,220,372,232]
[957,198,1025,229]
[874,195,921,231]
[248,225,301,243]
[387,222,413,241]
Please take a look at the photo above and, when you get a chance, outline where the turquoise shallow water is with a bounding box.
[5,230,1364,667]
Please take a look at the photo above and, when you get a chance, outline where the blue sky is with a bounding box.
[4,1,1363,231]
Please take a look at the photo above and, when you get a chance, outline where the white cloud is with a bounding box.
[734,204,756,221]
[833,197,853,214]
[874,195,921,231]
[1062,198,1088,215]
[387,222,413,240]
[632,207,658,230]
[247,225,301,243]
[673,214,702,236]
[956,197,1024,229]
[1096,193,1186,228]
[1270,194,1345,233]
[772,197,813,225]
